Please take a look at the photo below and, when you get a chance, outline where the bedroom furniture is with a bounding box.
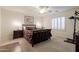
[65,11,79,44]
[13,30,23,39]
[22,25,52,47]
[31,29,52,47]
[25,29,52,47]
[76,32,79,52]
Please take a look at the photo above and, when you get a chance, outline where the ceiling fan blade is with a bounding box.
[69,16,75,19]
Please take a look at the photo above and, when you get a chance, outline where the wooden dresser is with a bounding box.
[13,30,23,39]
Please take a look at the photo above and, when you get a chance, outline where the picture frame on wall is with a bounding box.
[24,16,34,25]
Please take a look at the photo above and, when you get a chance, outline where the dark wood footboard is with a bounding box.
[23,27,52,47]
[30,29,52,47]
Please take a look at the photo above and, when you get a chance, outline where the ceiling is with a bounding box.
[1,6,78,16]
[36,6,78,13]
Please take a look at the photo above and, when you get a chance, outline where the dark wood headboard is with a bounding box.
[22,24,36,30]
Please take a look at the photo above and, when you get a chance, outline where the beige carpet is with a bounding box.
[15,36,75,52]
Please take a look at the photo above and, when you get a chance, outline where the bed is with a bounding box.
[22,24,52,47]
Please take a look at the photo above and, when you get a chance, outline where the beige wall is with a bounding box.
[43,16,52,29]
[1,9,25,42]
[0,7,1,40]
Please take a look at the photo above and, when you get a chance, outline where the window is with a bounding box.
[52,17,65,30]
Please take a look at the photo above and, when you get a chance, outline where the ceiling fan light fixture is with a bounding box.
[40,9,46,14]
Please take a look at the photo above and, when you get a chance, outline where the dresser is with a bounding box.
[13,30,23,39]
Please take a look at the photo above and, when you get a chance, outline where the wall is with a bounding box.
[1,9,25,43]
[43,16,52,29]
[43,7,79,38]
[0,7,1,41]
[34,16,44,28]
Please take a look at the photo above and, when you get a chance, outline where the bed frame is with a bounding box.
[22,24,52,47]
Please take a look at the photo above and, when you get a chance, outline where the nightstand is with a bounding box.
[13,30,23,39]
